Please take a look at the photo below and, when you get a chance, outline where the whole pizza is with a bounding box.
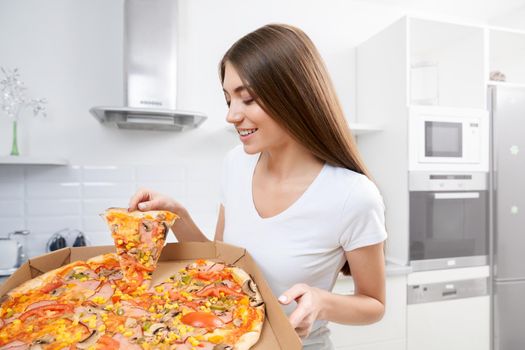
[0,208,265,350]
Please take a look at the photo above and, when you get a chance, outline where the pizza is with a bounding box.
[103,208,178,293]
[0,211,265,350]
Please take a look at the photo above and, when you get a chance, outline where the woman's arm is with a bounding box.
[279,242,385,337]
[128,188,209,242]
[214,205,225,242]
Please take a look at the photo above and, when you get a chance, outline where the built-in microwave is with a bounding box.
[408,106,489,172]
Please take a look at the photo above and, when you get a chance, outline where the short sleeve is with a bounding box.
[339,176,387,252]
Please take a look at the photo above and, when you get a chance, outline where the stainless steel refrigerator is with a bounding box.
[490,85,525,350]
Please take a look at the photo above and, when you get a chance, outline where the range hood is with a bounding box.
[90,0,206,131]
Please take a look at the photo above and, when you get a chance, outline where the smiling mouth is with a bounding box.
[238,128,258,136]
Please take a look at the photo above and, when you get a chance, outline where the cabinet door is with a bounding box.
[329,275,406,347]
[409,18,485,109]
[407,295,490,350]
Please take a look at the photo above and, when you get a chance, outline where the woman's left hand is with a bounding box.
[278,283,325,338]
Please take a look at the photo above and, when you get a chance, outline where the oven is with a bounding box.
[409,171,489,271]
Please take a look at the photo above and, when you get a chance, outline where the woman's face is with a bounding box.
[222,62,292,155]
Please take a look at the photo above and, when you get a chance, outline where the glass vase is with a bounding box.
[10,120,20,156]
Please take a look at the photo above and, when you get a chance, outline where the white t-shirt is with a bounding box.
[220,145,387,344]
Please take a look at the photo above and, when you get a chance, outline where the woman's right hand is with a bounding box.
[128,188,183,214]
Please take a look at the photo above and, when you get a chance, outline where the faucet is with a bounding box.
[8,230,30,267]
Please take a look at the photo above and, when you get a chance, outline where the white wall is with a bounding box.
[0,0,508,256]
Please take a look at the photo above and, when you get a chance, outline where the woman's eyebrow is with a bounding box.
[222,85,248,94]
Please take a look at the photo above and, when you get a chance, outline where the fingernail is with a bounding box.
[278,295,288,303]
[138,203,146,210]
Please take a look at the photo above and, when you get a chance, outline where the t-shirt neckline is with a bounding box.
[248,153,327,222]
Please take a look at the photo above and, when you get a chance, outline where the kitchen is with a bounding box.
[1,0,525,349]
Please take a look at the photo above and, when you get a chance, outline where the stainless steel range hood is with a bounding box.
[90,0,206,131]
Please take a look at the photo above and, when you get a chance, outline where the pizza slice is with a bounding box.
[103,207,178,293]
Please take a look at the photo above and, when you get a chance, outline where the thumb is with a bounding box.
[137,199,161,211]
[278,284,308,305]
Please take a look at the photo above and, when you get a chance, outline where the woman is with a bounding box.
[129,24,387,350]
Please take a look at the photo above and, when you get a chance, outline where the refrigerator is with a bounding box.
[490,85,525,350]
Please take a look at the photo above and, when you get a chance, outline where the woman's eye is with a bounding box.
[225,100,231,108]
[243,98,254,105]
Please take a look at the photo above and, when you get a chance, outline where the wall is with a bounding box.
[0,0,497,258]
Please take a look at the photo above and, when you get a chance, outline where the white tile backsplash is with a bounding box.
[0,182,24,199]
[82,199,129,215]
[0,166,24,181]
[0,200,24,216]
[82,215,108,231]
[0,163,221,258]
[26,182,81,199]
[83,166,135,182]
[0,218,25,234]
[136,165,185,182]
[26,199,82,216]
[83,182,135,198]
[26,216,83,234]
[25,165,81,182]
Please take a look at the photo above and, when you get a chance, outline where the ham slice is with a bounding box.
[89,283,114,302]
[0,341,28,350]
[25,300,58,311]
[112,333,142,350]
[120,302,149,318]
[214,310,233,324]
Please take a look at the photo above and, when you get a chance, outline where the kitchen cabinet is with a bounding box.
[489,29,525,86]
[328,273,407,349]
[407,296,490,350]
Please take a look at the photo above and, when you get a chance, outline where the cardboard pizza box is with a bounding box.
[0,241,302,350]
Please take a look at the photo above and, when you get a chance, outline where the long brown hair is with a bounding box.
[220,24,371,275]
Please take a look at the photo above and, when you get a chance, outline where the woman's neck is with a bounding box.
[259,142,324,180]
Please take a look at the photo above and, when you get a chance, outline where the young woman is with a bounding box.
[129,24,387,350]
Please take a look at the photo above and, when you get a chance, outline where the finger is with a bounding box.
[137,198,165,211]
[294,325,311,338]
[278,283,308,305]
[128,190,151,211]
[288,305,309,329]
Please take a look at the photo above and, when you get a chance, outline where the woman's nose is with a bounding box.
[226,110,243,124]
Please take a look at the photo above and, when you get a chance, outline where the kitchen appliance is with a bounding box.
[409,171,489,271]
[407,267,490,350]
[89,0,206,131]
[0,230,30,275]
[46,229,89,252]
[489,85,525,350]
[409,106,489,172]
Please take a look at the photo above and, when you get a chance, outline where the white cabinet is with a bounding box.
[409,18,485,108]
[328,274,406,349]
[407,296,490,350]
[489,29,525,85]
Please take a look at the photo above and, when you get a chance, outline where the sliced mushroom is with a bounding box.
[213,345,233,350]
[161,310,180,323]
[143,323,166,337]
[32,335,55,345]
[241,279,257,297]
[76,330,101,349]
[249,297,264,308]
